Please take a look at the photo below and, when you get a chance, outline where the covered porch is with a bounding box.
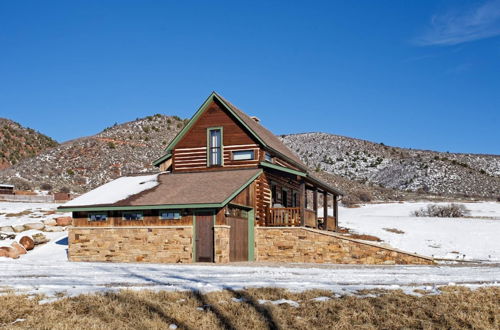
[263,176,341,232]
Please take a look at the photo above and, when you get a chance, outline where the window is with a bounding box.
[265,152,273,162]
[122,212,144,221]
[160,210,181,220]
[282,189,289,207]
[233,150,254,161]
[292,191,298,207]
[208,128,222,166]
[88,213,107,222]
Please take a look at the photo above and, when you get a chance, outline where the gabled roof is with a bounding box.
[214,93,306,169]
[159,92,307,170]
[58,169,262,211]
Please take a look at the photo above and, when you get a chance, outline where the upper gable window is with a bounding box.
[264,152,273,162]
[233,150,254,161]
[208,128,223,166]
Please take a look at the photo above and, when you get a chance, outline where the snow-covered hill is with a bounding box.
[282,133,500,199]
[0,115,185,193]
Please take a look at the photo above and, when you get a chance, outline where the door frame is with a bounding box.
[193,209,216,262]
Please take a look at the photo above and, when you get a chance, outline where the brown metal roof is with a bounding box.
[214,93,307,170]
[64,168,261,209]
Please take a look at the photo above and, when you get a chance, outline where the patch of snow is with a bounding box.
[323,202,500,261]
[258,299,300,308]
[311,296,331,302]
[63,173,160,207]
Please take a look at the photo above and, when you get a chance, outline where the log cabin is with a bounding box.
[58,92,433,265]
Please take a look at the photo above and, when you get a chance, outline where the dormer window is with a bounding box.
[207,127,223,166]
[265,152,273,162]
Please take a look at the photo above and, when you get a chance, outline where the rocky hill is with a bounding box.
[281,133,500,200]
[0,115,185,193]
[0,118,58,170]
[0,116,498,201]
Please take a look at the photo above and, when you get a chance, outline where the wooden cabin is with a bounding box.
[58,92,350,263]
[0,184,15,195]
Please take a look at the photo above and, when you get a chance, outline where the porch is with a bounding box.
[264,184,339,231]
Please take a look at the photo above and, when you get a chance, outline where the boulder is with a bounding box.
[42,219,57,226]
[32,233,49,245]
[23,223,45,231]
[0,226,14,233]
[13,225,25,233]
[0,233,16,240]
[55,217,72,226]
[44,226,64,232]
[11,242,27,255]
[19,236,35,251]
[0,246,19,259]
[0,248,9,258]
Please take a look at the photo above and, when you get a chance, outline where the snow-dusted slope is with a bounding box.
[282,133,500,199]
[337,202,500,262]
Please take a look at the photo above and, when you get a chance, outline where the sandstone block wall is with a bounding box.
[69,227,193,263]
[214,226,230,263]
[255,227,433,265]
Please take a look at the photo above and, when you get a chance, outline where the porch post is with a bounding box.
[333,194,339,231]
[323,191,328,230]
[299,180,305,226]
[313,188,318,228]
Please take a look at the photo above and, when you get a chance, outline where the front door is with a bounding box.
[227,216,248,262]
[195,212,214,262]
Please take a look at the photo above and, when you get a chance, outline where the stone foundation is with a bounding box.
[69,227,193,263]
[214,225,230,263]
[255,227,433,265]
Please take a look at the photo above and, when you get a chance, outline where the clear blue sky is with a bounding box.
[1,1,499,154]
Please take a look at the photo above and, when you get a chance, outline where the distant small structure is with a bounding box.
[54,192,73,202]
[0,184,15,195]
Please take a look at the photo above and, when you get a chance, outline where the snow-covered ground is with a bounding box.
[0,201,499,299]
[337,202,500,262]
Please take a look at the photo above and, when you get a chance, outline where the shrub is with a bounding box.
[356,191,372,202]
[40,183,53,191]
[412,204,470,218]
[108,142,116,149]
[59,186,70,193]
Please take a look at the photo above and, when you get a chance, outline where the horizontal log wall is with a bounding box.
[173,98,262,172]
[73,210,194,227]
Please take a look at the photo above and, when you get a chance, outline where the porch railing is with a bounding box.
[304,209,316,228]
[266,207,300,227]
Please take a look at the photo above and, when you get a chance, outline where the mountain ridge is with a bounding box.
[0,115,498,201]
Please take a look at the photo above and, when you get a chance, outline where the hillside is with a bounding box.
[0,117,498,201]
[0,114,185,193]
[0,118,58,170]
[281,133,500,200]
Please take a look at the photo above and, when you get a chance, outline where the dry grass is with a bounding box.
[4,210,32,218]
[1,287,498,329]
[383,227,405,234]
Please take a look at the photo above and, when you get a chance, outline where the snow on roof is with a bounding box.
[0,184,14,188]
[63,173,160,207]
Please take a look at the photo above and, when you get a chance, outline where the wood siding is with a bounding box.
[173,99,262,172]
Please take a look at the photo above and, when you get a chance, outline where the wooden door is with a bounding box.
[227,216,248,262]
[195,212,214,262]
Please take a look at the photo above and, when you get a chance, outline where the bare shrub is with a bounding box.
[40,183,53,191]
[356,191,372,202]
[412,204,470,218]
